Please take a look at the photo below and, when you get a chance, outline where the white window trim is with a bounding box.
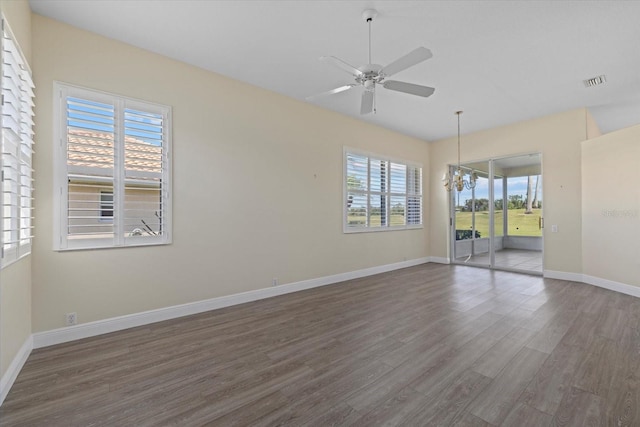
[1,15,35,268]
[343,146,423,234]
[53,82,172,251]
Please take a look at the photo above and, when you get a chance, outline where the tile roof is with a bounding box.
[67,129,162,174]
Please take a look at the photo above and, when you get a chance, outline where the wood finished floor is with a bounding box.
[2,263,640,426]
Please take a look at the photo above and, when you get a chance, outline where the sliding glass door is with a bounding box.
[450,154,543,274]
[451,163,490,267]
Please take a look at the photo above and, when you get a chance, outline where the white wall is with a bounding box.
[0,0,32,384]
[429,109,588,274]
[582,124,640,287]
[31,14,430,332]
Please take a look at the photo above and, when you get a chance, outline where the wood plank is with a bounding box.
[519,341,585,415]
[472,327,537,378]
[467,347,549,425]
[551,386,606,426]
[403,369,492,426]
[501,402,553,427]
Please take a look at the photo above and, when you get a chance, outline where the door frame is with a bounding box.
[449,152,544,275]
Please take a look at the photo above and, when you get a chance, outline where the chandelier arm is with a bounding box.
[457,113,461,168]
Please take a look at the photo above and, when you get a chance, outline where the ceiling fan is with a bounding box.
[308,9,435,115]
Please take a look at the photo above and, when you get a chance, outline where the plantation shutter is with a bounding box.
[55,84,171,250]
[1,17,35,266]
[66,95,116,242]
[123,105,166,243]
[389,162,407,226]
[345,152,368,227]
[407,165,422,225]
[344,149,422,232]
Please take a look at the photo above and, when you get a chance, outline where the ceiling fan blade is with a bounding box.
[320,56,363,76]
[381,47,432,77]
[382,80,435,98]
[361,90,374,115]
[306,84,356,100]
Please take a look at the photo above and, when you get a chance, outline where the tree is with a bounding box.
[346,175,364,208]
[533,175,540,208]
[463,198,489,212]
[525,176,534,214]
[508,194,523,209]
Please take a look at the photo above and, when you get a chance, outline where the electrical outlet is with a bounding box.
[272,278,278,287]
[65,312,77,326]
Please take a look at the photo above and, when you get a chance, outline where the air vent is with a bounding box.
[583,75,606,88]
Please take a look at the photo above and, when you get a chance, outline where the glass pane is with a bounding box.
[407,166,421,195]
[346,193,367,227]
[67,97,115,171]
[346,153,368,191]
[369,159,387,193]
[454,185,474,241]
[124,108,164,180]
[369,194,386,227]
[67,181,114,240]
[407,196,421,225]
[124,183,163,239]
[389,162,406,193]
[493,175,504,238]
[506,176,542,236]
[390,196,406,226]
[472,173,490,240]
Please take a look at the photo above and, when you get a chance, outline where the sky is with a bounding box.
[455,175,542,206]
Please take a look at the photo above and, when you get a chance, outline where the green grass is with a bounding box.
[455,208,542,237]
[347,214,407,227]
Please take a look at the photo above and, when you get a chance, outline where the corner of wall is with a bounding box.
[0,0,33,403]
[585,108,602,139]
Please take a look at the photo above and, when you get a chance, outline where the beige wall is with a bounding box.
[0,257,31,377]
[582,124,640,286]
[31,14,430,332]
[429,109,587,273]
[0,0,31,381]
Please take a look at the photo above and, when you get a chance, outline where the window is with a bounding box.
[344,148,422,232]
[53,83,171,250]
[1,16,35,267]
[99,191,113,220]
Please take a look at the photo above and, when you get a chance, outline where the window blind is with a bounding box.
[1,16,35,266]
[54,83,171,250]
[344,148,422,232]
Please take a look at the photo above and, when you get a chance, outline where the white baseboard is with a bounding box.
[543,269,583,282]
[544,269,640,298]
[33,257,430,349]
[0,335,33,406]
[582,274,640,298]
[428,256,450,264]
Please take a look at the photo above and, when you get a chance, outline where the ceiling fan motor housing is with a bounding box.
[357,64,384,90]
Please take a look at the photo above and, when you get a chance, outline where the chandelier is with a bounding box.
[443,111,477,192]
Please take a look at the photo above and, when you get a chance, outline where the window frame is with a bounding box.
[53,82,172,251]
[1,15,35,268]
[99,190,114,222]
[343,147,423,233]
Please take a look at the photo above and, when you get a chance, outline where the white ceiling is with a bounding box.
[29,0,640,142]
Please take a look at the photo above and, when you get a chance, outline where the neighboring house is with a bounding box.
[66,129,163,238]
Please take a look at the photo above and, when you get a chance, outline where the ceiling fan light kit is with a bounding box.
[308,9,435,115]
